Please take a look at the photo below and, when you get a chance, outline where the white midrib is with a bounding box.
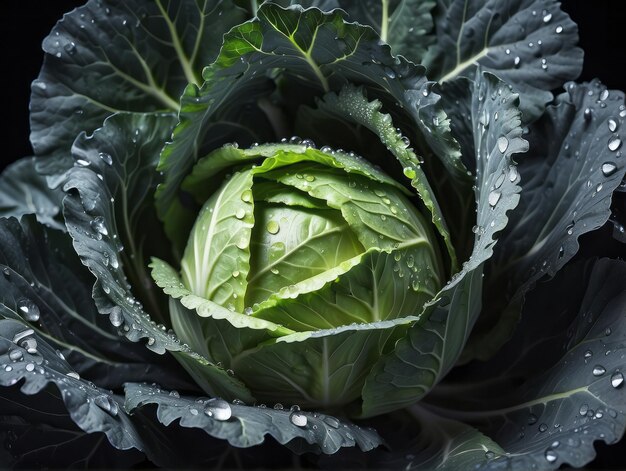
[440,48,490,83]
[195,191,227,297]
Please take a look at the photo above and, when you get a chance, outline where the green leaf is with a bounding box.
[0,158,65,231]
[0,318,144,453]
[423,0,584,120]
[63,112,177,342]
[0,216,191,391]
[338,405,505,470]
[428,258,626,470]
[62,112,252,399]
[360,71,528,417]
[31,0,247,177]
[471,80,626,361]
[124,382,383,454]
[181,169,255,311]
[151,257,293,336]
[253,248,435,332]
[246,203,364,307]
[338,0,437,63]
[155,2,459,252]
[232,317,416,408]
[314,85,460,269]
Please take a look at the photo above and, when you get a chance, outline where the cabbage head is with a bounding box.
[1,0,626,469]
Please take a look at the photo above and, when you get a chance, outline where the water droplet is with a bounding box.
[90,216,108,236]
[608,137,622,152]
[5,365,12,372]
[66,372,80,380]
[601,162,617,176]
[579,403,589,415]
[236,237,248,249]
[600,89,610,101]
[25,362,35,372]
[608,119,618,132]
[383,67,396,79]
[75,159,90,167]
[488,191,501,207]
[95,395,119,416]
[290,411,308,427]
[543,12,552,22]
[324,416,340,428]
[2,267,10,278]
[244,307,253,315]
[98,152,113,165]
[266,220,280,235]
[9,349,23,361]
[109,307,123,327]
[539,423,548,432]
[485,451,495,460]
[13,329,35,344]
[514,56,520,67]
[497,136,509,154]
[592,365,606,376]
[584,349,593,359]
[17,298,40,322]
[204,398,232,421]
[241,190,253,203]
[527,414,538,425]
[545,449,558,463]
[555,25,563,34]
[235,208,245,219]
[403,167,416,179]
[611,371,624,388]
[584,107,593,121]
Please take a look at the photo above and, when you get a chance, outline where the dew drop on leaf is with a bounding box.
[266,221,280,235]
[204,398,232,421]
[8,349,23,362]
[241,190,253,203]
[611,371,624,388]
[324,416,340,428]
[109,306,123,327]
[289,411,308,427]
[488,191,502,207]
[601,162,618,176]
[608,137,622,152]
[545,449,558,463]
[592,365,606,376]
[98,152,113,166]
[17,298,40,322]
[497,136,509,154]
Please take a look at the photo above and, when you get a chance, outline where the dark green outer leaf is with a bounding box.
[61,113,250,400]
[0,216,192,391]
[155,3,464,251]
[63,112,177,346]
[313,85,458,270]
[30,0,247,178]
[0,158,65,231]
[428,257,626,470]
[0,394,144,469]
[338,0,437,63]
[0,319,143,452]
[124,382,383,454]
[470,80,626,361]
[360,71,528,417]
[424,0,583,120]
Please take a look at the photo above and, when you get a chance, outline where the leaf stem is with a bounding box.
[380,0,389,42]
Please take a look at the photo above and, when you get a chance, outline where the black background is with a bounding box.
[0,1,625,469]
